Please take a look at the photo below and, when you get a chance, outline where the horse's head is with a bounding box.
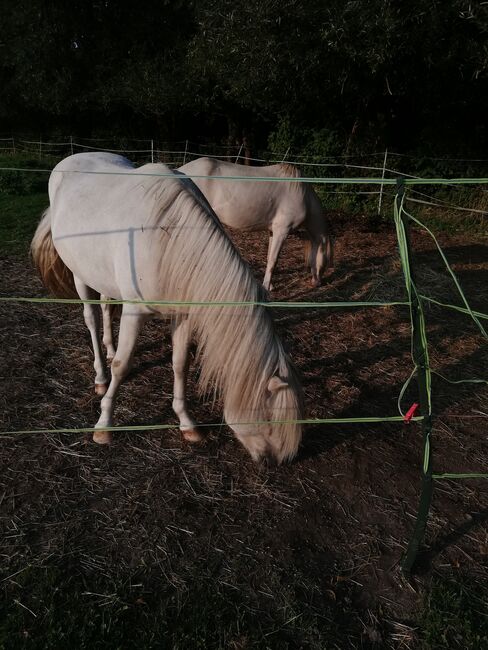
[225,374,303,465]
[305,232,334,288]
[303,193,334,286]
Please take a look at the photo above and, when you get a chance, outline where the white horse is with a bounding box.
[31,152,303,464]
[178,157,334,291]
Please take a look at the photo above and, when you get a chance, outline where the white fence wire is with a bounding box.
[2,135,488,216]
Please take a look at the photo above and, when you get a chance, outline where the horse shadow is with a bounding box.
[290,310,486,464]
[414,508,488,575]
[417,243,488,266]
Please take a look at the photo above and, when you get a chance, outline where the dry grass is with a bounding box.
[0,214,487,647]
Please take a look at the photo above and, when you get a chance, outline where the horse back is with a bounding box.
[48,154,177,301]
[178,158,307,231]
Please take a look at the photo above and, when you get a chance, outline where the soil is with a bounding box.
[0,213,487,645]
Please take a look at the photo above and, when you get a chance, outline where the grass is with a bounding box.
[0,565,356,650]
[0,153,487,649]
[0,194,48,255]
[418,575,488,649]
[315,184,488,238]
[2,566,487,649]
[0,154,51,255]
[410,206,488,239]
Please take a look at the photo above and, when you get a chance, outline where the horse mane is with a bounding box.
[143,169,303,460]
[275,163,304,197]
[276,162,301,179]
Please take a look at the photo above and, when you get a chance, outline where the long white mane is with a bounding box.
[144,168,302,449]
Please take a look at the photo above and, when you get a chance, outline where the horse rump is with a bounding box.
[30,208,77,298]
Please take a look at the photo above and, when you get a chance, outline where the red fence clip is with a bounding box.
[404,403,419,423]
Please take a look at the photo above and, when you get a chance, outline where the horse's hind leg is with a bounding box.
[94,307,145,444]
[73,277,109,396]
[171,317,203,443]
[263,226,290,291]
[100,295,116,362]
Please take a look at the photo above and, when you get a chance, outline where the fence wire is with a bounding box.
[0,158,487,570]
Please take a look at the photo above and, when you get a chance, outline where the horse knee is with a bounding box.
[111,357,130,379]
[83,309,98,331]
[172,354,189,377]
[103,335,115,359]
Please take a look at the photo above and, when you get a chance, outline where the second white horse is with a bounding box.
[178,157,334,291]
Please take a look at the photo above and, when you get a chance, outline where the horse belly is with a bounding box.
[206,188,276,232]
[52,224,120,298]
[50,198,137,300]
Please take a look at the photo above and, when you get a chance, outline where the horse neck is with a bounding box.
[304,188,327,238]
[154,187,281,413]
[193,299,280,419]
[153,182,302,455]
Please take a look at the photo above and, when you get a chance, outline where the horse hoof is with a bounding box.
[95,383,108,396]
[310,278,321,288]
[93,430,112,445]
[181,428,204,443]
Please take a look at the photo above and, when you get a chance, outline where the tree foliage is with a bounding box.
[1,0,488,153]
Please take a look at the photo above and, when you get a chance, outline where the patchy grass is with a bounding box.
[0,565,365,649]
[315,183,488,238]
[2,567,487,649]
[0,154,53,197]
[0,179,487,649]
[0,194,48,255]
[0,154,50,255]
[410,206,488,239]
[418,575,488,649]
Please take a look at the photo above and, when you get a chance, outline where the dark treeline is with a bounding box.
[2,0,488,157]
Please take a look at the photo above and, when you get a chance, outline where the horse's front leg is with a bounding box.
[73,277,109,395]
[93,307,145,444]
[308,239,321,288]
[263,226,290,291]
[171,317,203,443]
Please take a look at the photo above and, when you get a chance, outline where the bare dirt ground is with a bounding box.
[0,213,487,647]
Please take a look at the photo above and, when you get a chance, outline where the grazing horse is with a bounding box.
[31,152,303,464]
[178,157,334,291]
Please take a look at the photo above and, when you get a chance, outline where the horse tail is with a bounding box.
[30,208,77,298]
[303,239,312,268]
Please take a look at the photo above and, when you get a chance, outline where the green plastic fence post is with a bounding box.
[394,178,434,575]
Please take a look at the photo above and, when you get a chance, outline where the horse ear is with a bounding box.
[268,375,288,393]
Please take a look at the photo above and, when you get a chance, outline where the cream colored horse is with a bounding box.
[31,152,303,463]
[178,157,334,291]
